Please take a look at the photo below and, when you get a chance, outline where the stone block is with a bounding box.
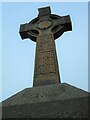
[1,83,89,118]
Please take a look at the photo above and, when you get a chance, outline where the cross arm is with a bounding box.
[53,15,72,32]
[19,23,29,39]
[19,20,39,41]
[61,15,72,31]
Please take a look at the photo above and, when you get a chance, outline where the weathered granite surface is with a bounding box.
[1,83,89,118]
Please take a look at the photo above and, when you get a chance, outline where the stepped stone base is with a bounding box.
[1,83,89,118]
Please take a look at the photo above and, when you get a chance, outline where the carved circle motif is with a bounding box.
[38,20,52,29]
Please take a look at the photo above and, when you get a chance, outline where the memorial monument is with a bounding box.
[1,6,89,118]
[19,6,72,86]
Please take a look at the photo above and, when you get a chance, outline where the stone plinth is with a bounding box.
[1,83,89,118]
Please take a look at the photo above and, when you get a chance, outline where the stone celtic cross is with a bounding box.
[19,6,72,87]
